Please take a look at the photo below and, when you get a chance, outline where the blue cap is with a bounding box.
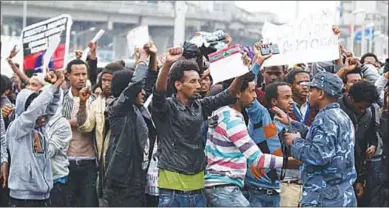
[301,71,344,97]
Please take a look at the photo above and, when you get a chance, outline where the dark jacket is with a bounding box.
[104,64,156,199]
[150,88,236,175]
[338,96,379,183]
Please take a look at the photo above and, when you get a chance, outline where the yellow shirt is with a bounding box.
[158,169,204,191]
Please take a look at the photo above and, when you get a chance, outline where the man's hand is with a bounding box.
[79,86,91,103]
[242,53,251,67]
[44,71,58,84]
[88,41,97,60]
[343,57,359,72]
[165,47,183,65]
[366,145,376,159]
[1,162,8,188]
[384,72,389,80]
[332,25,341,36]
[8,45,18,59]
[144,40,158,55]
[253,40,273,65]
[225,34,232,46]
[75,50,83,59]
[1,104,15,119]
[355,182,364,198]
[284,132,301,146]
[271,106,293,125]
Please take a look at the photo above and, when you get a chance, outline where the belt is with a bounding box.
[205,184,238,190]
[282,179,302,185]
[160,188,203,195]
[243,186,278,196]
[69,159,95,166]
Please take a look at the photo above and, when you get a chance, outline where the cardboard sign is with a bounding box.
[209,44,248,84]
[127,25,149,57]
[261,10,339,67]
[21,14,72,76]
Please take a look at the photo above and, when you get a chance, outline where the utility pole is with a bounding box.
[174,1,187,47]
[350,1,356,55]
[22,1,27,28]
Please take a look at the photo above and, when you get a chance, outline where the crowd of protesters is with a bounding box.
[0,24,388,207]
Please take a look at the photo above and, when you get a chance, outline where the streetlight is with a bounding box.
[71,27,96,51]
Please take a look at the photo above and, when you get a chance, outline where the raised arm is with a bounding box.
[8,71,65,139]
[7,46,29,84]
[110,48,150,114]
[87,42,98,87]
[225,117,283,169]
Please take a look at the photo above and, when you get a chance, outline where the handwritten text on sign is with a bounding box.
[261,10,339,67]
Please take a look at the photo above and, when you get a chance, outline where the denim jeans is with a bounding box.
[205,185,250,207]
[8,197,51,207]
[50,182,68,207]
[158,188,206,207]
[242,187,280,207]
[361,155,389,207]
[65,160,98,207]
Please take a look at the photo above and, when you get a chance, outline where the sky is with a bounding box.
[235,1,339,22]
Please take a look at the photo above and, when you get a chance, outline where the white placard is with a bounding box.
[127,25,149,57]
[81,29,105,61]
[209,44,249,84]
[21,14,72,75]
[261,10,339,67]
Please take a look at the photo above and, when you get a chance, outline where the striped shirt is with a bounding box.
[205,106,283,188]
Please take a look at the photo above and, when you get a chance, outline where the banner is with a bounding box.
[127,25,149,57]
[21,14,72,76]
[261,10,339,67]
[209,44,249,84]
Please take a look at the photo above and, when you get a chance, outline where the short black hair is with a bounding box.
[265,82,290,107]
[349,80,379,104]
[1,75,12,95]
[286,69,311,85]
[343,67,362,84]
[66,59,89,74]
[168,59,200,93]
[240,71,256,92]
[360,52,378,64]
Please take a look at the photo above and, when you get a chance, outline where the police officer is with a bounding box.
[272,71,357,207]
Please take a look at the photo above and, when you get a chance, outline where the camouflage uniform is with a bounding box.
[290,72,357,207]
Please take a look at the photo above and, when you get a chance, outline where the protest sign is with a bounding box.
[21,14,72,76]
[127,25,149,57]
[81,29,105,61]
[261,10,339,67]
[209,44,248,84]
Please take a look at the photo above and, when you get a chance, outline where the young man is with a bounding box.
[6,71,65,207]
[150,47,244,207]
[204,72,284,207]
[286,70,318,126]
[338,80,379,205]
[277,72,357,207]
[62,59,98,207]
[264,82,303,207]
[104,48,156,206]
[76,64,120,206]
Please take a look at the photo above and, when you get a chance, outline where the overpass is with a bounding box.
[1,1,273,59]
